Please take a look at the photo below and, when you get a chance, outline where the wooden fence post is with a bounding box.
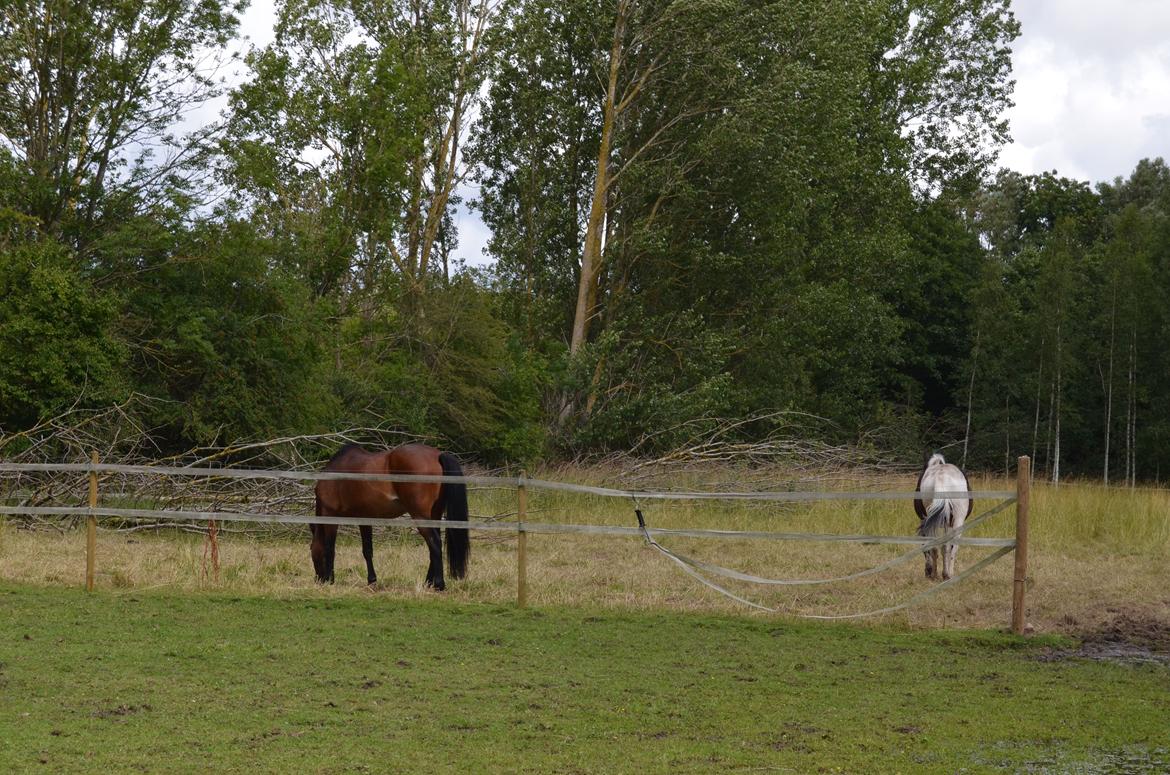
[517,472,528,609]
[1012,455,1031,634]
[86,450,98,592]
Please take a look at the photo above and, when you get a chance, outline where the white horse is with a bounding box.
[914,453,972,580]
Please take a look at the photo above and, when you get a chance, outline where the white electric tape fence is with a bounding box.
[633,497,1017,619]
[0,463,1019,617]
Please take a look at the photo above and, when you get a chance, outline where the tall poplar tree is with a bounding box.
[0,0,242,250]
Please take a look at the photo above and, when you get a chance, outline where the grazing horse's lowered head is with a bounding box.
[913,452,972,581]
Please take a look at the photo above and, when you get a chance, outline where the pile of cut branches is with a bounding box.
[594,411,911,492]
[0,395,419,537]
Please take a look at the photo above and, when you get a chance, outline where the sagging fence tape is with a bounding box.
[634,497,1016,587]
[636,504,1018,619]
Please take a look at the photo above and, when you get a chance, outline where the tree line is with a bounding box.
[1,0,1168,480]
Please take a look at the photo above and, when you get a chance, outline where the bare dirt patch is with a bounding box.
[1040,606,1170,666]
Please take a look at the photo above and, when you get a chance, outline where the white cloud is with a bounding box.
[1013,0,1170,68]
[1001,1,1170,183]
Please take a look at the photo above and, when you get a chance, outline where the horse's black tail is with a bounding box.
[918,500,952,538]
[438,451,469,579]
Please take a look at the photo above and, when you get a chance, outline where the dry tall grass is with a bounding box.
[2,468,1167,636]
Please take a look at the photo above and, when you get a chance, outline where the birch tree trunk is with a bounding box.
[1031,339,1044,473]
[1053,321,1062,487]
[1103,295,1116,484]
[1123,330,1132,489]
[1004,394,1011,477]
[963,328,981,469]
[1045,378,1055,479]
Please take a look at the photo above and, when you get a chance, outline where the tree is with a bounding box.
[468,0,601,353]
[121,219,338,447]
[961,171,1106,478]
[1093,162,1166,483]
[475,0,1019,451]
[0,208,126,428]
[224,0,497,313]
[221,0,556,462]
[976,170,1102,258]
[868,0,1019,188]
[0,0,242,249]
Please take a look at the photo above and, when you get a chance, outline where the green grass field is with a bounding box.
[1,582,1168,773]
[2,470,1168,771]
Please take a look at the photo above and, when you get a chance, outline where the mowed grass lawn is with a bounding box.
[1,582,1167,774]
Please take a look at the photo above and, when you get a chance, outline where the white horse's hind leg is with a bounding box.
[944,504,965,580]
[942,543,958,580]
[924,548,939,579]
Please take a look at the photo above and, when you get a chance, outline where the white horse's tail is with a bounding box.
[918,500,954,538]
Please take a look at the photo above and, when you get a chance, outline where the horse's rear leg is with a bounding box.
[360,525,377,586]
[924,547,939,580]
[310,525,326,582]
[311,524,338,583]
[418,526,445,591]
[942,543,958,581]
[326,527,337,582]
[311,525,325,581]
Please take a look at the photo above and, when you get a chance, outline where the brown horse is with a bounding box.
[312,443,469,590]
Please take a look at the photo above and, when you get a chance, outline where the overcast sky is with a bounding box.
[1003,1,1170,184]
[233,1,1170,266]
